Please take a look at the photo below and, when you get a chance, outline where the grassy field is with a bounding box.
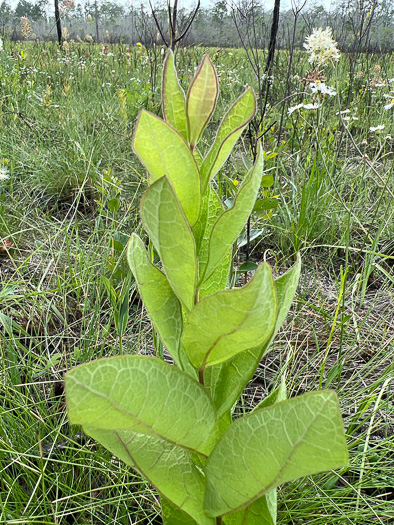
[0,41,393,523]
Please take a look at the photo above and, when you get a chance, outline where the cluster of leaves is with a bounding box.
[65,51,348,524]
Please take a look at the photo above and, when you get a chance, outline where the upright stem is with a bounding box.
[216,517,223,525]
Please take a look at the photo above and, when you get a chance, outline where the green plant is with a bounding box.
[65,51,348,524]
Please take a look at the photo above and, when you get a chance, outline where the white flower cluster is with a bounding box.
[0,37,3,52]
[304,27,340,67]
[309,82,336,96]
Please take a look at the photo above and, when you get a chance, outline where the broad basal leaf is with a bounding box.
[186,55,218,148]
[162,50,188,141]
[183,263,276,370]
[205,255,301,420]
[140,177,197,312]
[201,144,264,284]
[204,391,348,517]
[66,355,218,456]
[85,429,214,525]
[133,110,201,227]
[127,233,182,367]
[201,87,256,190]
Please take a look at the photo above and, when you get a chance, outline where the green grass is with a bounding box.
[1,41,393,523]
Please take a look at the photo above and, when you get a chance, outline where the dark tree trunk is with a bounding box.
[265,0,281,75]
[54,0,62,46]
[94,0,100,42]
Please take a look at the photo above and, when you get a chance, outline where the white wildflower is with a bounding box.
[288,102,320,115]
[384,99,394,110]
[309,82,336,96]
[369,125,385,132]
[304,27,340,67]
[0,37,3,52]
[0,167,9,181]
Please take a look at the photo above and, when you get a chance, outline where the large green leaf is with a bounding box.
[140,177,197,312]
[193,186,231,300]
[204,391,348,517]
[205,256,301,419]
[162,50,188,141]
[197,187,224,277]
[66,355,218,456]
[201,87,256,190]
[223,491,276,525]
[85,428,214,525]
[201,144,264,284]
[199,250,232,300]
[162,497,199,524]
[126,233,182,367]
[182,264,276,371]
[133,110,201,227]
[223,381,286,524]
[186,55,218,148]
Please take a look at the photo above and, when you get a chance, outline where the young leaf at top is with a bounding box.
[127,233,182,367]
[201,86,256,190]
[182,263,276,371]
[162,50,188,141]
[204,391,348,517]
[85,429,214,525]
[186,55,218,148]
[66,355,218,456]
[200,144,264,284]
[133,110,201,227]
[140,177,197,312]
[205,256,301,420]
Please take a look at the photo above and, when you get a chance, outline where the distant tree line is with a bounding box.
[0,0,393,51]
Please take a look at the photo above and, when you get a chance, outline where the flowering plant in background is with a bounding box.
[62,27,69,41]
[304,27,340,67]
[0,37,3,52]
[20,16,33,40]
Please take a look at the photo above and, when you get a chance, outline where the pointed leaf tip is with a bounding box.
[186,54,219,147]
